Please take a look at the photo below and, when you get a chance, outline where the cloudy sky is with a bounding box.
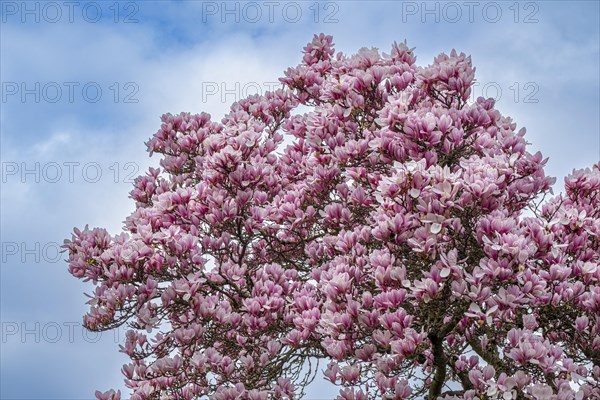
[1,1,598,398]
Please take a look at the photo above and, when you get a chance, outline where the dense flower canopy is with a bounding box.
[65,34,600,400]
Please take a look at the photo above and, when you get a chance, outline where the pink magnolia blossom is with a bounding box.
[65,34,600,399]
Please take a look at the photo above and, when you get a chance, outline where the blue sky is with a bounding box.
[1,1,598,398]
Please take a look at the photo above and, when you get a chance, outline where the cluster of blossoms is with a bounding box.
[65,34,600,400]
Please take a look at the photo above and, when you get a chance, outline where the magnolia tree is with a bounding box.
[65,34,600,400]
